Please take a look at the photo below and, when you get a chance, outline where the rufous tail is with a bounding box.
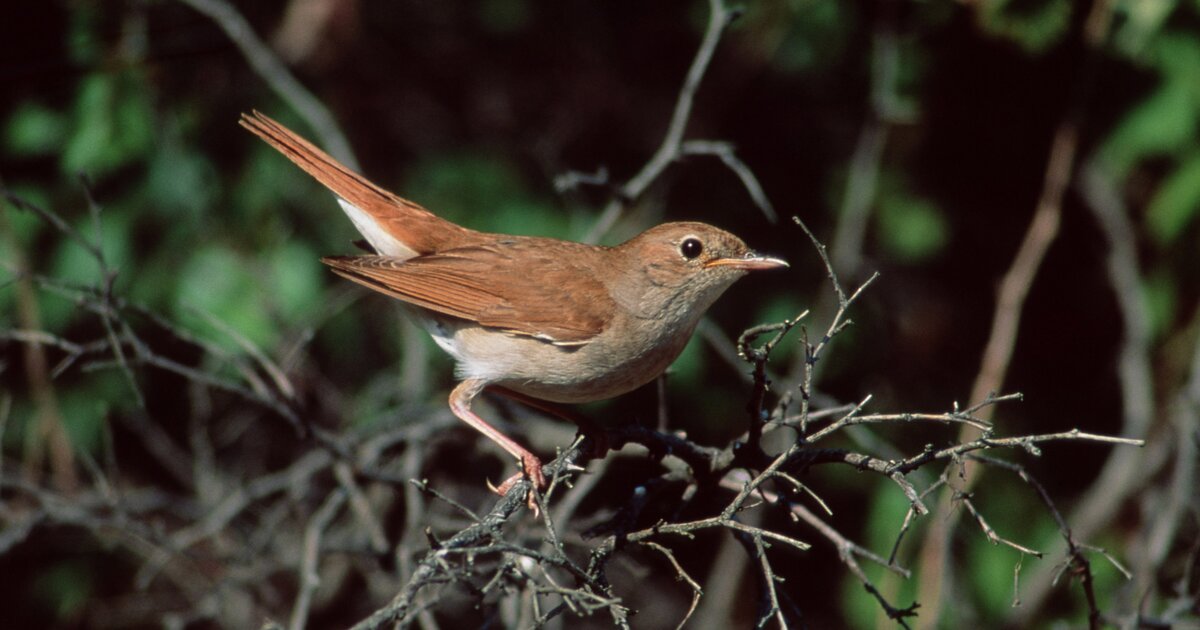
[240,111,474,255]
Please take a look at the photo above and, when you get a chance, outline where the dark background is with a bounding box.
[2,0,1197,627]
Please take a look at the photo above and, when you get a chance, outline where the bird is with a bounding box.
[240,111,786,507]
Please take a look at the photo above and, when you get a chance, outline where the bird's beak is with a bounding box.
[704,254,789,271]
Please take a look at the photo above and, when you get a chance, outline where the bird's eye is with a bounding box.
[680,237,703,260]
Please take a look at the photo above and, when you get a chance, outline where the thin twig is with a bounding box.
[641,541,703,630]
[915,3,1117,623]
[289,490,347,630]
[177,0,359,170]
[582,0,739,243]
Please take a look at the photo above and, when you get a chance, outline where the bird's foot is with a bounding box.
[489,453,547,513]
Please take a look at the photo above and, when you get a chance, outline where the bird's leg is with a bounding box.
[486,385,611,458]
[450,379,546,506]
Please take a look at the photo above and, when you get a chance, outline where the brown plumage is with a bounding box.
[240,111,786,508]
[322,240,615,345]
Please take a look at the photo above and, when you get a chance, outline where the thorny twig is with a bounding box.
[2,1,1160,626]
[2,151,1151,630]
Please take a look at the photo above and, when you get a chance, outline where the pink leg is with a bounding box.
[486,385,610,457]
[450,379,546,502]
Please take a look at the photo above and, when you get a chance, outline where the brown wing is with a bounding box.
[239,111,476,254]
[322,239,614,344]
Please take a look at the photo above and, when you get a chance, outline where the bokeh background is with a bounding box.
[2,0,1198,627]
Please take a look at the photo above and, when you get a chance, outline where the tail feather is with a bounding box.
[240,111,474,256]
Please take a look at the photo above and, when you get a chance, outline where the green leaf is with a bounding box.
[32,560,93,620]
[0,184,49,255]
[48,211,134,283]
[269,242,323,325]
[1145,151,1200,245]
[965,524,1022,615]
[489,199,569,238]
[175,246,277,350]
[842,485,914,629]
[1152,31,1200,82]
[770,1,851,75]
[1100,33,1200,175]
[756,295,807,327]
[236,141,324,220]
[144,128,220,221]
[62,71,154,176]
[66,4,101,65]
[977,0,1071,54]
[62,74,117,172]
[1141,268,1177,341]
[174,243,322,353]
[127,246,181,309]
[45,211,135,331]
[877,192,948,263]
[964,479,1049,616]
[1101,82,1196,175]
[58,380,118,455]
[4,101,66,156]
[1113,0,1175,56]
[667,335,705,387]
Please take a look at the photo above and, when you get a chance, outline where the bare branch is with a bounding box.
[177,0,359,169]
[289,490,346,630]
[582,0,741,243]
[641,541,703,630]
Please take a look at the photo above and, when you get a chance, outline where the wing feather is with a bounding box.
[322,239,613,344]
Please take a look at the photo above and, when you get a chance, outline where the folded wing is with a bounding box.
[322,240,613,345]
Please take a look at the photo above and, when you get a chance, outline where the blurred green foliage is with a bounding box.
[404,153,569,238]
[5,102,67,157]
[3,0,1200,626]
[1141,266,1178,342]
[63,72,154,176]
[978,0,1072,53]
[1146,150,1200,245]
[877,193,948,263]
[31,560,93,620]
[1101,32,1200,174]
[768,1,854,75]
[842,484,917,629]
[56,378,118,455]
[876,172,949,263]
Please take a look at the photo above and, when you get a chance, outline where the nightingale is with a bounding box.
[240,111,786,503]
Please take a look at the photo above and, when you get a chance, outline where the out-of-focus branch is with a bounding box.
[781,0,903,390]
[6,1,1174,625]
[914,2,1116,624]
[178,0,359,170]
[641,541,702,629]
[2,180,1149,627]
[828,2,903,279]
[1004,157,1167,622]
[181,0,444,412]
[289,490,346,630]
[0,195,77,494]
[680,140,777,222]
[581,0,740,244]
[1150,321,1200,568]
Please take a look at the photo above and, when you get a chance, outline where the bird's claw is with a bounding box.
[489,454,546,514]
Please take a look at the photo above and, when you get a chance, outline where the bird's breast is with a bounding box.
[429,314,696,404]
